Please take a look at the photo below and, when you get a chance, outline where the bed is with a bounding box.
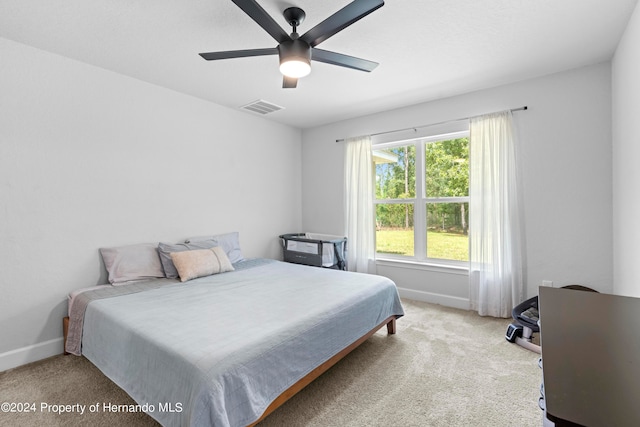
[64,234,404,427]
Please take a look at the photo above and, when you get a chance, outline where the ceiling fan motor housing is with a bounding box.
[278,39,311,63]
[278,39,312,77]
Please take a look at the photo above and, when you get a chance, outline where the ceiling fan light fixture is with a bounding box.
[278,39,311,78]
[279,58,311,78]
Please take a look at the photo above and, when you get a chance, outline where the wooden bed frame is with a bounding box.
[63,315,398,426]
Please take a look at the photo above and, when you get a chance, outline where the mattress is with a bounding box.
[71,258,404,426]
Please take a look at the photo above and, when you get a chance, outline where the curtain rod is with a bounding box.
[335,106,528,143]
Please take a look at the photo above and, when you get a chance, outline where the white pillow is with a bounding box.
[99,243,164,284]
[170,247,234,282]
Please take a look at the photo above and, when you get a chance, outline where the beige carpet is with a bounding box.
[0,299,542,426]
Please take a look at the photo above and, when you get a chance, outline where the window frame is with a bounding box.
[373,129,470,267]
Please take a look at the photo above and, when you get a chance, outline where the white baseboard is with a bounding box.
[397,287,470,310]
[0,337,63,372]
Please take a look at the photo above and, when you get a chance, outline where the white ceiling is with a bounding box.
[1,0,637,129]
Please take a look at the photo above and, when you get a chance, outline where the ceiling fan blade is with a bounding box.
[311,48,378,72]
[300,0,384,47]
[283,76,298,88]
[199,47,278,61]
[231,0,290,43]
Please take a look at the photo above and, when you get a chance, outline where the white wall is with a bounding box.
[612,2,640,297]
[0,38,302,370]
[302,63,613,307]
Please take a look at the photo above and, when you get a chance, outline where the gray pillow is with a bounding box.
[99,243,165,284]
[185,231,244,264]
[157,239,217,279]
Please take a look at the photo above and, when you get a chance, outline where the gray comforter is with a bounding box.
[72,259,404,426]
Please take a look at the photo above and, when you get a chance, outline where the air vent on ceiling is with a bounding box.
[240,99,284,115]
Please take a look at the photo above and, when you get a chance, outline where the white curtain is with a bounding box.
[469,111,524,317]
[344,136,375,273]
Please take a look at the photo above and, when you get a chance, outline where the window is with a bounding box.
[374,130,469,264]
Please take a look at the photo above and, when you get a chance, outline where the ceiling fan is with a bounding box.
[199,0,384,88]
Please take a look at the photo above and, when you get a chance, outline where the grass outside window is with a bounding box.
[376,228,469,262]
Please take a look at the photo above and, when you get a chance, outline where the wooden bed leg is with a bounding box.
[386,317,396,334]
[63,317,69,355]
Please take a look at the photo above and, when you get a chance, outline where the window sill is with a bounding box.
[375,257,469,276]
